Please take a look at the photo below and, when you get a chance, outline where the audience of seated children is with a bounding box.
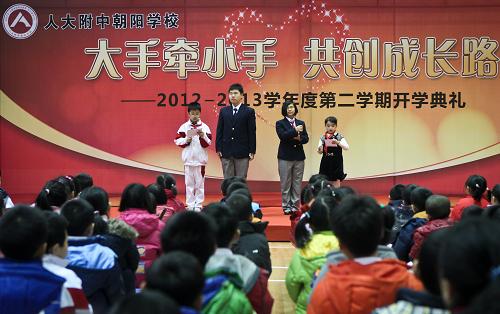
[0,205,66,314]
[203,202,274,314]
[156,173,186,213]
[108,289,179,314]
[308,195,422,314]
[145,251,205,314]
[42,211,91,313]
[373,229,450,314]
[450,174,489,221]
[160,211,253,314]
[61,199,124,313]
[409,195,452,260]
[393,187,433,262]
[226,193,272,274]
[118,183,164,288]
[286,192,339,314]
[438,217,500,312]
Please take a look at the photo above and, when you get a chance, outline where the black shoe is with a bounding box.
[283,208,292,215]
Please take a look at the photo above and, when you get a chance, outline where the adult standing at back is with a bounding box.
[276,101,309,215]
[216,83,256,179]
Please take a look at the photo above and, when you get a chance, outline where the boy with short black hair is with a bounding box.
[409,195,452,260]
[42,211,91,313]
[226,193,272,274]
[0,205,65,314]
[203,203,274,314]
[146,251,204,314]
[308,195,422,314]
[175,102,212,211]
[61,199,124,313]
[160,211,253,314]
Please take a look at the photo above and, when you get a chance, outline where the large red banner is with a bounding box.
[1,0,499,198]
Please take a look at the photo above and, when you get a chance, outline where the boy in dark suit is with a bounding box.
[216,83,256,179]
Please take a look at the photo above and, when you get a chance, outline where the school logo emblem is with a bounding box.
[2,4,38,39]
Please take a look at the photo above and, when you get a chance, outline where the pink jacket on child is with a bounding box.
[119,208,165,287]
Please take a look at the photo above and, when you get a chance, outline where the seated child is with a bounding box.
[409,195,452,260]
[308,195,422,314]
[286,193,338,314]
[0,205,65,314]
[61,199,124,313]
[204,203,273,314]
[160,211,253,314]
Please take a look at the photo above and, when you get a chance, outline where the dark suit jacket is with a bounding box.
[216,104,256,158]
[276,118,309,161]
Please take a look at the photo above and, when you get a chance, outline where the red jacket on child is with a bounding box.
[409,218,452,260]
[450,195,488,221]
[308,259,423,314]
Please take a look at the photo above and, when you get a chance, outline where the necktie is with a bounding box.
[233,108,238,115]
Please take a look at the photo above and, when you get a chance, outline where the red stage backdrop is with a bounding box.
[1,0,499,199]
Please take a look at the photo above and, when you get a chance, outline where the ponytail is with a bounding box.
[294,212,312,248]
[466,175,487,202]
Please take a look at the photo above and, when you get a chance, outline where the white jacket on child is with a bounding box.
[174,120,212,166]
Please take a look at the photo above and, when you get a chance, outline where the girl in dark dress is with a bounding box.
[317,116,349,188]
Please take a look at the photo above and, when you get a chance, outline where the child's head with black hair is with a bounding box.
[411,187,433,213]
[0,205,48,260]
[332,186,356,202]
[79,186,110,217]
[380,206,395,245]
[73,173,93,196]
[459,277,500,314]
[230,187,253,203]
[389,184,405,201]
[403,184,418,206]
[92,214,109,236]
[300,184,314,206]
[484,204,500,221]
[160,211,216,267]
[187,102,202,124]
[60,199,95,237]
[119,183,154,213]
[226,193,253,222]
[308,174,329,185]
[146,251,204,310]
[461,205,484,219]
[157,173,178,196]
[43,211,69,258]
[311,179,332,198]
[464,174,487,202]
[220,176,247,197]
[439,217,500,309]
[147,183,167,206]
[415,228,448,296]
[226,181,250,198]
[57,175,76,199]
[488,183,499,205]
[295,193,337,248]
[425,195,450,220]
[203,202,239,248]
[35,179,67,211]
[324,116,338,134]
[330,195,383,258]
[108,289,179,314]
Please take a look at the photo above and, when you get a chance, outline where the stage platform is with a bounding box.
[109,192,461,242]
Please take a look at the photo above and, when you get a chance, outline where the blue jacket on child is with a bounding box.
[392,218,428,262]
[0,258,65,314]
[67,236,124,314]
